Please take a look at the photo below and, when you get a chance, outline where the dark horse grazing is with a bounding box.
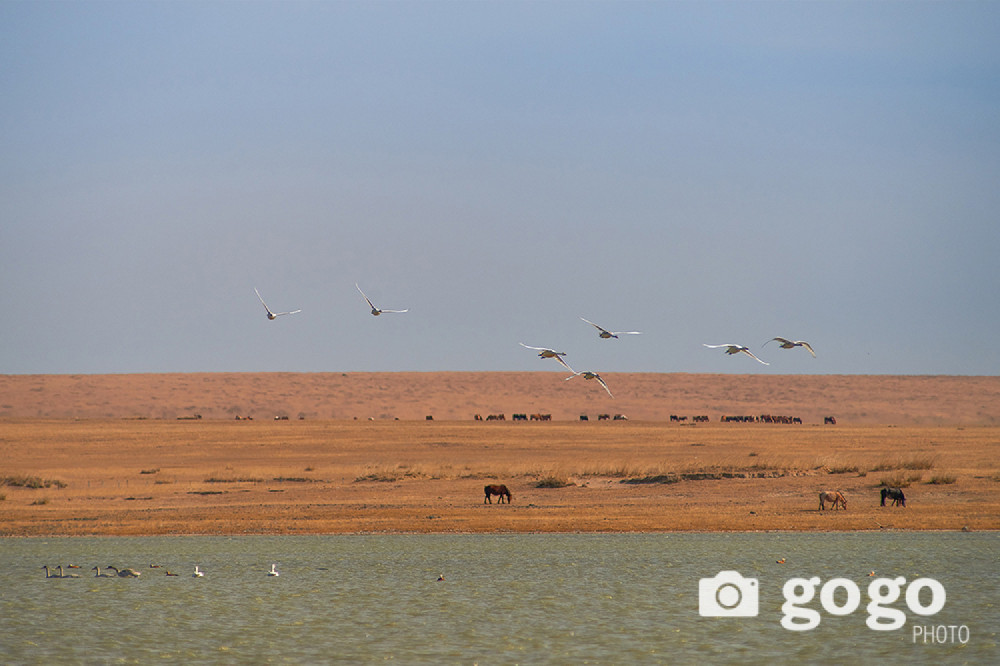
[484,484,511,504]
[881,487,906,507]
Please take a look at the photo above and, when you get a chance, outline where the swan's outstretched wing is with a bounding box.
[593,374,614,398]
[580,317,611,335]
[739,348,770,365]
[255,288,276,318]
[703,343,741,353]
[797,341,816,357]
[356,283,376,310]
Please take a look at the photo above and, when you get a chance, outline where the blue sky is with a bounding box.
[2,1,998,375]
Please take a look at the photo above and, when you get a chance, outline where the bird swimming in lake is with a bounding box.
[764,337,816,357]
[519,343,575,373]
[92,566,115,578]
[566,370,614,398]
[580,318,642,339]
[776,558,786,564]
[702,343,769,365]
[57,566,81,578]
[437,574,445,581]
[356,283,408,316]
[255,288,301,320]
[192,566,204,577]
[268,564,279,577]
[41,565,58,579]
[106,565,141,578]
[165,571,179,576]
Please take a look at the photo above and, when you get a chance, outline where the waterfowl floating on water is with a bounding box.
[192,566,204,577]
[268,564,279,577]
[92,566,116,578]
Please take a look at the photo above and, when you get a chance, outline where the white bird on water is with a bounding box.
[580,318,642,339]
[192,566,204,578]
[92,566,115,578]
[356,283,408,316]
[702,344,770,365]
[255,288,301,320]
[764,337,816,358]
[268,564,279,577]
[519,343,575,373]
[566,370,614,398]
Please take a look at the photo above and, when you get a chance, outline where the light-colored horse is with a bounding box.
[818,490,847,511]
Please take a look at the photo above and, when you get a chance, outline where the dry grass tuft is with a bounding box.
[1,475,67,489]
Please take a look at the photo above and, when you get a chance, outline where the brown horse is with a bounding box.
[818,490,847,511]
[484,484,511,504]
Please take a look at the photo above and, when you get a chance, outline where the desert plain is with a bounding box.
[1,372,998,536]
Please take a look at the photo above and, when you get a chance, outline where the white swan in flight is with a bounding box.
[255,288,301,320]
[356,283,408,316]
[580,318,642,339]
[702,343,770,365]
[519,343,575,373]
[268,564,279,577]
[764,337,816,357]
[566,370,614,398]
[192,565,204,577]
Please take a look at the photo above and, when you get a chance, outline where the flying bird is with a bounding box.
[255,288,301,320]
[356,283,408,316]
[580,318,642,339]
[519,343,575,373]
[703,343,770,365]
[764,337,816,358]
[566,370,614,398]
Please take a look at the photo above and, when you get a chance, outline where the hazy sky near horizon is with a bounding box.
[2,2,998,376]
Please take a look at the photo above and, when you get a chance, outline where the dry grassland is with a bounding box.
[2,417,998,536]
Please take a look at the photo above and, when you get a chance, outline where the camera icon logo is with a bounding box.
[699,571,759,617]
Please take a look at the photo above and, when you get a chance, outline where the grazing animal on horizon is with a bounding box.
[484,484,512,504]
[881,487,906,507]
[818,490,847,511]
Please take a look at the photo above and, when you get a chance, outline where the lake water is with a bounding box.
[0,533,996,664]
